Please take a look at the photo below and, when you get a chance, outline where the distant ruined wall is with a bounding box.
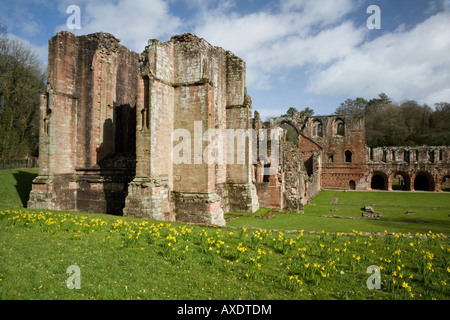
[367,146,450,191]
[301,115,367,191]
[253,110,321,213]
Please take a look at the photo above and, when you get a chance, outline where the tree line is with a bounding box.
[0,24,45,160]
[335,93,450,147]
[279,93,449,148]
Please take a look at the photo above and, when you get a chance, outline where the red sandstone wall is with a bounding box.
[29,31,139,214]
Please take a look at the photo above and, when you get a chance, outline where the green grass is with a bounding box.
[0,169,449,300]
[0,168,38,209]
[1,209,448,300]
[227,190,450,235]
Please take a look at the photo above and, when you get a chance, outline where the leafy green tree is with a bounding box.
[335,93,450,147]
[335,97,367,116]
[0,24,45,159]
[299,107,314,117]
[282,107,314,118]
[430,102,450,145]
[282,107,298,117]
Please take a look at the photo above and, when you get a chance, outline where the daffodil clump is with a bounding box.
[0,209,448,300]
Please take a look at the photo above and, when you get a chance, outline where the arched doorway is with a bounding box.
[371,173,387,190]
[414,173,434,191]
[279,121,300,147]
[390,171,411,191]
[349,180,356,190]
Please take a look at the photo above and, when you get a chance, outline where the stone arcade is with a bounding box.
[28,31,450,225]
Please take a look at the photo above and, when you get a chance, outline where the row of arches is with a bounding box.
[370,171,450,192]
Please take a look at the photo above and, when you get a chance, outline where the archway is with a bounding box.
[313,120,323,137]
[413,173,434,191]
[390,171,411,191]
[345,150,352,163]
[279,121,300,147]
[371,173,387,190]
[349,180,356,190]
[334,118,345,136]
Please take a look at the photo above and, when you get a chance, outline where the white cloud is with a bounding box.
[55,0,182,52]
[6,33,48,65]
[192,0,361,89]
[306,11,450,105]
[45,0,449,107]
[280,0,358,29]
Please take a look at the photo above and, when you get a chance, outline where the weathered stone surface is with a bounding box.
[362,206,383,218]
[28,31,138,215]
[362,211,383,218]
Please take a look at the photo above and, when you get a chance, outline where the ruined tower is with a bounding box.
[123,33,259,225]
[28,31,259,226]
[28,31,138,214]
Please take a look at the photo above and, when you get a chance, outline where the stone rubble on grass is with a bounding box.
[362,205,383,218]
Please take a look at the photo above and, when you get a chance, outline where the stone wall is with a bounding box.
[28,31,139,215]
[122,33,258,225]
[253,110,321,212]
[301,115,368,190]
[367,146,450,191]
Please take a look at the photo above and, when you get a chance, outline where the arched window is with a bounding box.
[429,151,435,164]
[335,119,345,136]
[313,120,323,137]
[404,150,410,163]
[345,150,352,163]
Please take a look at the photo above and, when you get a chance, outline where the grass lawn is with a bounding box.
[0,169,449,300]
[0,168,38,210]
[227,190,450,235]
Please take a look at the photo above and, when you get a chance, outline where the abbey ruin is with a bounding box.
[28,31,450,226]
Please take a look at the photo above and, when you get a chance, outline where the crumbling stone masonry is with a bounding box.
[122,33,258,225]
[252,111,322,213]
[367,146,450,192]
[252,111,450,213]
[28,32,138,215]
[28,32,259,226]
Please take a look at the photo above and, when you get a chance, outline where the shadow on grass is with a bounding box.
[13,170,38,208]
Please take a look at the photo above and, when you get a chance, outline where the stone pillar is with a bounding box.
[224,55,259,213]
[28,32,80,211]
[123,40,175,221]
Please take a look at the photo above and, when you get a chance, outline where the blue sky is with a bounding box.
[1,0,449,120]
